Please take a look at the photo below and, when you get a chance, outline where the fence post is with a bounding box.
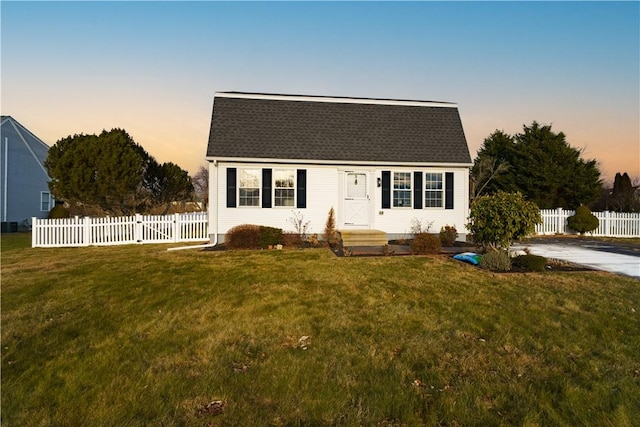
[135,214,143,243]
[81,216,89,246]
[31,217,38,247]
[604,211,611,236]
[174,213,181,242]
[556,207,563,234]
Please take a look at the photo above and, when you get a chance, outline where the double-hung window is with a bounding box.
[274,169,295,207]
[382,170,453,211]
[239,169,260,206]
[40,192,52,211]
[393,172,411,207]
[424,173,443,208]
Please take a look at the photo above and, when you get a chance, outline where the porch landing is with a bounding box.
[338,229,388,247]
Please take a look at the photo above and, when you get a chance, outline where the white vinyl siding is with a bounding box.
[215,163,338,238]
[211,163,470,243]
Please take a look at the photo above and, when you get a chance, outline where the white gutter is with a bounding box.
[204,156,473,168]
[3,137,8,222]
[209,159,218,245]
[167,160,219,251]
[167,242,216,251]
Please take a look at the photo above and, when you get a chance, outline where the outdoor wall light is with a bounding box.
[377,177,381,187]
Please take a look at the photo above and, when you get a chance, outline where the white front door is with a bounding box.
[344,171,370,226]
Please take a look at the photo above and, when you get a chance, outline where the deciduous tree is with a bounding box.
[191,165,209,211]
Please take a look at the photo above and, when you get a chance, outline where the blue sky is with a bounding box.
[2,1,638,182]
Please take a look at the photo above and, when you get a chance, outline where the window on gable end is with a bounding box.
[239,168,260,207]
[274,169,295,207]
[425,173,443,208]
[393,172,411,207]
[41,191,52,211]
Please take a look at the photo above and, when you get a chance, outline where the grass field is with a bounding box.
[2,233,639,426]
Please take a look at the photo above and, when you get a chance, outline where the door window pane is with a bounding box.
[346,172,367,199]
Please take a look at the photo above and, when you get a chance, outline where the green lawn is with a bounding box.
[2,233,639,426]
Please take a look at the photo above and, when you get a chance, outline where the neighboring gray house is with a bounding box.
[205,92,472,243]
[0,116,52,231]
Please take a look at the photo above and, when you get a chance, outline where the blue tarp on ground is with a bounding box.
[453,252,481,265]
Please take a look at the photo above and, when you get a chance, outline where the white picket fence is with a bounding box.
[30,208,640,248]
[537,208,640,238]
[32,212,209,248]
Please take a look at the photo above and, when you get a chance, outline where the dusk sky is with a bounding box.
[2,1,638,183]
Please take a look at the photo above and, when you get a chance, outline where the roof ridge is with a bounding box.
[215,91,457,108]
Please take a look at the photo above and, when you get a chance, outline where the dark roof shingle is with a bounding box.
[206,93,472,165]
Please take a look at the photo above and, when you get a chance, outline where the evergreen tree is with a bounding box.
[46,129,145,215]
[470,130,513,198]
[472,122,602,209]
[611,172,636,212]
[45,129,193,215]
[147,161,194,214]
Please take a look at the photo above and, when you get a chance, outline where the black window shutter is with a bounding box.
[381,171,391,209]
[413,171,423,209]
[226,168,237,208]
[262,169,272,208]
[296,169,306,208]
[445,172,454,210]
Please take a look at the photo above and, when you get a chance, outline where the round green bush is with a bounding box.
[479,250,511,271]
[567,205,599,235]
[512,254,548,272]
[467,191,541,250]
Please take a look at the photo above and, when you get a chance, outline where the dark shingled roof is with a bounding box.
[206,93,472,165]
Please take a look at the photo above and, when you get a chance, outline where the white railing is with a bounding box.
[537,208,640,238]
[32,212,209,248]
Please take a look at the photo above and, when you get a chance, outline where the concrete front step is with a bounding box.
[339,229,388,247]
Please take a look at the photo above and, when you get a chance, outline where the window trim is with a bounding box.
[238,168,261,207]
[273,168,296,208]
[40,191,52,212]
[424,172,444,208]
[392,171,412,208]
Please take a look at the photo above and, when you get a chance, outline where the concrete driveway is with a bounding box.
[512,237,640,280]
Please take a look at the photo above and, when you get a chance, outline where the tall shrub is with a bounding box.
[467,191,541,250]
[324,207,339,247]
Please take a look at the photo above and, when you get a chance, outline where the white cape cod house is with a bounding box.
[205,92,472,243]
